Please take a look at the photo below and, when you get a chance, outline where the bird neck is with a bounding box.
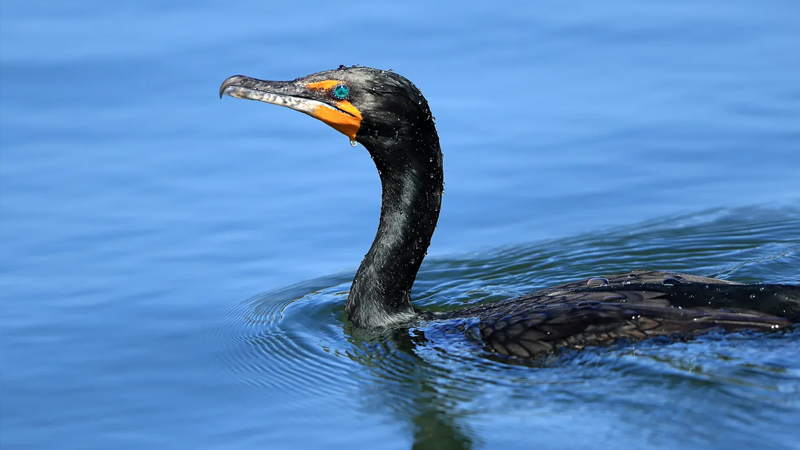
[346,130,444,329]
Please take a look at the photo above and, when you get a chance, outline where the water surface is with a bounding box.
[2,1,799,449]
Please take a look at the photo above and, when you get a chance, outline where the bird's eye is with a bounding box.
[331,84,350,100]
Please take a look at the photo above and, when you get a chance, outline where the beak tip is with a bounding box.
[219,75,247,99]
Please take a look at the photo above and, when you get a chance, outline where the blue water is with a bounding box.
[2,1,799,449]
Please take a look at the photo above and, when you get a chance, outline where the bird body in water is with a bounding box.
[220,66,799,359]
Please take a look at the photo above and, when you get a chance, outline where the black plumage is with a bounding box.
[220,66,799,359]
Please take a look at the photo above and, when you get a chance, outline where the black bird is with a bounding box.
[220,66,799,359]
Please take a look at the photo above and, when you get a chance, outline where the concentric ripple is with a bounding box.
[213,206,800,448]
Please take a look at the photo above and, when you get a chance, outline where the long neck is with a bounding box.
[346,128,444,328]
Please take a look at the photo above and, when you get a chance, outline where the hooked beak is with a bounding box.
[219,75,362,140]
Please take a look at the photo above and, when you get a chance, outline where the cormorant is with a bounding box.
[220,66,799,359]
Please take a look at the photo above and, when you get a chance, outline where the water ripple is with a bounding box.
[214,207,800,448]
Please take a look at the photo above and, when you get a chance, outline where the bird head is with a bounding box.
[220,66,440,170]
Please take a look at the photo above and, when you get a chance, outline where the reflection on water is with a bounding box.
[222,208,800,449]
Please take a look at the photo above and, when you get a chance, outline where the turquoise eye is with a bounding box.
[332,84,350,100]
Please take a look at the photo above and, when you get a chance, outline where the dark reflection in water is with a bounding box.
[345,328,475,450]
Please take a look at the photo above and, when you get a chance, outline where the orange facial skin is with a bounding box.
[306,80,363,140]
[306,80,342,91]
